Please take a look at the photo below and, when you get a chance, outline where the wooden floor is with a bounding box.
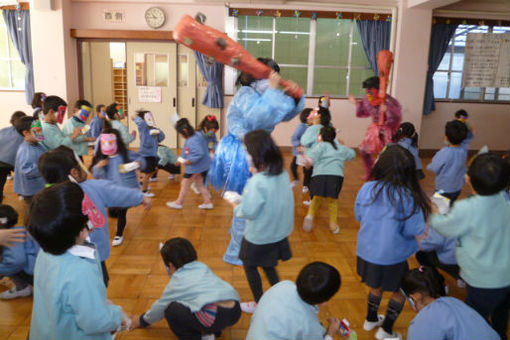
[0,152,486,340]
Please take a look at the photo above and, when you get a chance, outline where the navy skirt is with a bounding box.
[240,237,292,267]
[357,257,409,292]
[310,175,344,198]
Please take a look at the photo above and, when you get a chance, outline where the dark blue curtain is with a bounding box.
[356,20,391,75]
[194,51,224,108]
[423,24,458,115]
[3,10,34,104]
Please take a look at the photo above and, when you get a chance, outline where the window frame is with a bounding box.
[234,15,375,98]
[434,24,510,104]
[0,10,24,91]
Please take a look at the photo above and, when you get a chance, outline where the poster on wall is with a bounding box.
[138,86,162,103]
[463,33,510,88]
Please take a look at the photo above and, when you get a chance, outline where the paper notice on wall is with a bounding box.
[463,33,510,88]
[138,86,162,103]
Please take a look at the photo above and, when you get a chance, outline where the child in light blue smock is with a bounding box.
[167,118,213,210]
[247,262,342,340]
[303,125,355,234]
[131,238,241,339]
[133,110,165,197]
[156,144,181,179]
[393,122,424,179]
[401,267,499,340]
[232,130,294,312]
[62,99,96,157]
[429,153,510,338]
[105,103,135,146]
[92,128,146,247]
[0,111,26,203]
[0,204,39,299]
[208,60,304,266]
[14,116,47,203]
[356,144,430,340]
[427,120,468,205]
[38,146,150,287]
[28,182,127,340]
[290,108,312,187]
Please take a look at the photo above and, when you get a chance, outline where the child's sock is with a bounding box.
[367,293,382,322]
[382,298,405,334]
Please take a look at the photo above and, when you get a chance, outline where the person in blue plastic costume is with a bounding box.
[209,58,305,266]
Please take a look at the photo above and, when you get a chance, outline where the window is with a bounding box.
[236,16,374,97]
[433,24,510,102]
[0,10,25,90]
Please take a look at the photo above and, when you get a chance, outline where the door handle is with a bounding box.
[173,98,176,107]
[192,98,195,107]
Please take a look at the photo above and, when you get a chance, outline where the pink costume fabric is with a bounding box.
[356,94,402,177]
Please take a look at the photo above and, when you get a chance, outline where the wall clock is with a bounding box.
[145,7,166,29]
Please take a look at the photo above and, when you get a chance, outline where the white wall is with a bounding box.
[0,92,32,127]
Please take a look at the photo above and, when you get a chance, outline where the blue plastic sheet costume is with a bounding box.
[209,80,305,265]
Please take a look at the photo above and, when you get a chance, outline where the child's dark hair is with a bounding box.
[10,111,26,126]
[38,146,78,184]
[0,204,18,229]
[401,266,446,298]
[31,92,45,109]
[454,109,468,119]
[362,76,380,89]
[393,122,418,147]
[105,103,119,120]
[318,107,331,127]
[14,116,35,136]
[28,182,88,255]
[96,104,105,113]
[74,99,92,110]
[445,120,467,145]
[160,237,198,270]
[320,126,337,150]
[175,118,195,138]
[468,152,510,196]
[299,108,312,123]
[236,57,280,86]
[244,129,283,175]
[91,128,130,168]
[136,110,149,120]
[42,95,67,115]
[296,262,341,305]
[370,145,431,219]
[199,115,219,132]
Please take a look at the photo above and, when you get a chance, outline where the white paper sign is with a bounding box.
[463,33,510,88]
[138,86,162,103]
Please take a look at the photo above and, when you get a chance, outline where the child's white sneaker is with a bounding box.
[149,177,158,182]
[290,180,299,188]
[240,301,257,313]
[143,191,155,198]
[6,175,12,180]
[168,174,176,180]
[330,224,340,234]
[457,279,466,288]
[303,215,314,232]
[303,200,311,206]
[375,327,402,340]
[201,334,215,340]
[166,201,183,209]
[363,315,384,331]
[191,182,200,194]
[0,285,32,299]
[112,236,124,247]
[302,186,309,193]
[198,203,214,210]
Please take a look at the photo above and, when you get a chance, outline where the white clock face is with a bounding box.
[145,7,165,29]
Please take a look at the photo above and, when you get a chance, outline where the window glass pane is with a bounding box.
[315,18,350,66]
[0,60,10,87]
[449,72,462,99]
[0,28,8,58]
[178,54,188,87]
[280,66,307,92]
[8,35,20,59]
[437,47,451,71]
[350,68,375,97]
[451,44,464,71]
[135,53,147,86]
[10,59,25,89]
[493,26,510,34]
[238,16,273,59]
[351,24,372,68]
[155,54,168,87]
[463,87,482,100]
[484,87,496,100]
[497,87,510,101]
[433,71,448,98]
[313,68,347,96]
[275,17,310,65]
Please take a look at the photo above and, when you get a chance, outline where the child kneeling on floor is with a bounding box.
[28,182,127,340]
[131,237,241,340]
[247,261,342,340]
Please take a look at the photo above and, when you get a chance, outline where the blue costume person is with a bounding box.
[209,59,305,265]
